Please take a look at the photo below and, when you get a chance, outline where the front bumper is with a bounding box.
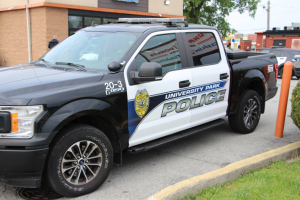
[293,62,300,76]
[0,148,48,188]
[0,147,49,188]
[0,132,56,188]
[294,67,300,76]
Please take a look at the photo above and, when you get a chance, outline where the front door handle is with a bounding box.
[179,80,191,88]
[220,73,229,80]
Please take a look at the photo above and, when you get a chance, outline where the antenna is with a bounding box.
[91,21,98,27]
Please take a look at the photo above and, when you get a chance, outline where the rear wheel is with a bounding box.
[229,90,261,134]
[45,124,113,197]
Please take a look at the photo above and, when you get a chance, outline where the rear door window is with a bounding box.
[184,32,221,66]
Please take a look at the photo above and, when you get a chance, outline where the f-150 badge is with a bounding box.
[135,89,149,118]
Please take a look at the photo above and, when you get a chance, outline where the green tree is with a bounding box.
[184,0,260,37]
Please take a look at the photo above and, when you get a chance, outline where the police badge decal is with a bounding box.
[135,89,149,118]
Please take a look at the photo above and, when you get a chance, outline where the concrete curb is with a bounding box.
[146,141,300,200]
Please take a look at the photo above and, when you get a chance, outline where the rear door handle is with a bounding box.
[220,73,229,80]
[179,80,191,88]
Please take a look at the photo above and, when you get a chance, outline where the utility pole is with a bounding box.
[263,1,270,30]
[267,0,270,30]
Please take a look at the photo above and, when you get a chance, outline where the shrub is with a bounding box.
[291,81,300,129]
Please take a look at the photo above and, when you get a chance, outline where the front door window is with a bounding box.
[135,34,182,74]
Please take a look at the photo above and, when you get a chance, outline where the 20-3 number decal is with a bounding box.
[105,81,124,95]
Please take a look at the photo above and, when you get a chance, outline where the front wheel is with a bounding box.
[228,90,261,134]
[45,124,113,197]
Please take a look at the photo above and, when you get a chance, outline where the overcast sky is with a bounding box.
[226,0,300,34]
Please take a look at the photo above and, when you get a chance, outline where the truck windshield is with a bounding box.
[42,31,141,72]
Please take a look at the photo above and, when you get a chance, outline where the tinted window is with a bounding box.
[270,50,282,57]
[103,18,117,24]
[68,16,82,29]
[281,51,289,58]
[259,49,270,53]
[84,17,101,27]
[288,50,300,58]
[185,32,221,66]
[136,34,182,74]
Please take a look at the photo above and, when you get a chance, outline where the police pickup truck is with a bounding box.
[0,18,278,197]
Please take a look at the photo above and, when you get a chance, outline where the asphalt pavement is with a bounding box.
[1,78,300,200]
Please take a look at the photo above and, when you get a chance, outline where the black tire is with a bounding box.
[279,67,294,79]
[45,124,113,197]
[279,67,284,77]
[228,90,261,134]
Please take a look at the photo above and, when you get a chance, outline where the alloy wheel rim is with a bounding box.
[61,140,102,185]
[243,98,258,128]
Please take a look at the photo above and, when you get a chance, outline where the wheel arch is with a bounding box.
[229,69,267,115]
[279,62,295,76]
[41,99,126,164]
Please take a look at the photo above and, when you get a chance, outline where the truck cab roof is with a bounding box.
[83,22,215,33]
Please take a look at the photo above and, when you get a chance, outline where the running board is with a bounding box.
[126,118,225,154]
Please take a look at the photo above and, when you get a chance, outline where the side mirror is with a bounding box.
[131,62,163,83]
[108,61,121,72]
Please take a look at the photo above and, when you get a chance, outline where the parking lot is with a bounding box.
[1,78,299,200]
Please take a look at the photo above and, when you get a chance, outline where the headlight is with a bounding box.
[0,105,43,138]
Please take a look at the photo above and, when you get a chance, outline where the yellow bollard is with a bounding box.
[275,61,293,138]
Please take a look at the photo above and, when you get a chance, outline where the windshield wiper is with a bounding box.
[55,62,85,70]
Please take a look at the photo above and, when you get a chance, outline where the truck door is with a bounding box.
[181,30,230,127]
[124,32,192,147]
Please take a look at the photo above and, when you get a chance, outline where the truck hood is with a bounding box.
[0,63,104,106]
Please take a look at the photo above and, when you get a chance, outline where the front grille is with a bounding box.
[0,117,4,130]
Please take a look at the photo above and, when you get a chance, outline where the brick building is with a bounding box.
[0,0,184,66]
[256,25,300,51]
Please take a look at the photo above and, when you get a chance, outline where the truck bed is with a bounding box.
[226,50,278,115]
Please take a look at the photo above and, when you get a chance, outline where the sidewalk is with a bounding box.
[147,141,300,200]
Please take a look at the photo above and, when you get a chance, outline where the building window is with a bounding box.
[68,16,117,35]
[84,17,102,27]
[68,16,83,29]
[103,18,117,24]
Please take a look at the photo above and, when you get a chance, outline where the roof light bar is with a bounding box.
[118,18,184,23]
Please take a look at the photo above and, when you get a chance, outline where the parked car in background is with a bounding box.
[259,48,300,78]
